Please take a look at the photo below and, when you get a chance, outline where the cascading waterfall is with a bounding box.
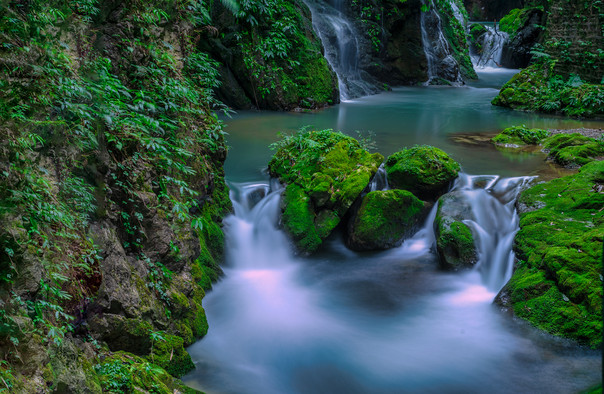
[470,24,509,69]
[368,164,389,192]
[420,0,463,85]
[451,174,536,291]
[183,174,600,393]
[303,0,379,100]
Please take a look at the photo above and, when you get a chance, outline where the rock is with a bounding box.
[542,133,604,168]
[433,191,478,270]
[347,190,430,251]
[385,145,460,200]
[502,161,604,348]
[47,340,102,394]
[500,8,545,69]
[491,126,550,146]
[268,129,383,254]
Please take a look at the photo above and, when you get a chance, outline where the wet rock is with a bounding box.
[347,190,430,251]
[385,145,460,200]
[433,191,478,270]
[500,8,545,68]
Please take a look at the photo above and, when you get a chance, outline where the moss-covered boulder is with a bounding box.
[149,333,194,378]
[268,129,383,253]
[433,191,478,270]
[347,190,429,251]
[385,146,461,200]
[491,126,550,147]
[542,133,604,168]
[496,161,603,348]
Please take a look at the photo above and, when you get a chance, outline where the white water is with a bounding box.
[303,0,379,100]
[420,0,463,85]
[471,24,509,69]
[183,177,601,393]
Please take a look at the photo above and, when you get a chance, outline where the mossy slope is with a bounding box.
[497,161,603,348]
[269,129,383,253]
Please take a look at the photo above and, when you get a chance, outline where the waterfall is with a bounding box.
[451,174,535,291]
[471,24,509,69]
[303,0,379,100]
[420,0,463,85]
[368,164,389,192]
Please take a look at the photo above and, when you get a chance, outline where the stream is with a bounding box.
[182,70,603,393]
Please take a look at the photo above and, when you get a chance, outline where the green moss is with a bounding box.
[149,334,194,378]
[492,126,550,146]
[349,190,426,250]
[385,145,460,200]
[506,161,604,347]
[492,59,604,118]
[434,217,477,270]
[269,129,383,253]
[499,8,538,37]
[94,351,201,393]
[542,133,604,167]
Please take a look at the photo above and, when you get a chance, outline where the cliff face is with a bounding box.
[0,1,231,391]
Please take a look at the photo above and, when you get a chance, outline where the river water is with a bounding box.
[183,70,603,393]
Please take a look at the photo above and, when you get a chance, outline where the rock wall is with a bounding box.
[542,0,604,83]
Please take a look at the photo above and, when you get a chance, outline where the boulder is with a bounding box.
[385,145,460,200]
[433,191,478,270]
[269,129,383,254]
[347,190,430,251]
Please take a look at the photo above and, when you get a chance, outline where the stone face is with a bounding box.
[269,129,383,254]
[496,161,603,348]
[433,191,478,271]
[500,8,546,69]
[347,190,429,251]
[385,146,461,200]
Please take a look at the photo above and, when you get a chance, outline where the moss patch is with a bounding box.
[269,129,383,253]
[542,133,604,167]
[348,190,427,250]
[503,160,603,348]
[385,145,460,200]
[492,126,550,146]
[149,334,194,378]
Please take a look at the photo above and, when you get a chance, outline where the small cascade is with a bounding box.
[368,164,389,192]
[420,0,463,85]
[303,0,379,100]
[451,174,535,291]
[470,24,509,69]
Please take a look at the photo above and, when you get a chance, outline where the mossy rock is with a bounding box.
[149,334,195,378]
[385,145,460,200]
[47,341,102,394]
[433,191,478,270]
[491,126,550,146]
[269,129,383,253]
[347,190,428,251]
[94,351,202,393]
[498,161,603,348]
[542,133,604,168]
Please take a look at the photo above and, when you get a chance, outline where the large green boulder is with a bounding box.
[542,133,604,168]
[268,129,383,254]
[496,160,603,348]
[433,191,478,270]
[385,146,461,200]
[347,190,429,251]
[491,126,550,146]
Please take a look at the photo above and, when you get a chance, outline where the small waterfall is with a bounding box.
[451,174,535,291]
[303,0,379,100]
[470,24,509,69]
[420,0,463,85]
[368,164,389,192]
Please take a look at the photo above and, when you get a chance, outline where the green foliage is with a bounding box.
[492,59,604,117]
[499,7,542,38]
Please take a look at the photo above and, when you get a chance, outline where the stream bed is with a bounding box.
[182,70,603,393]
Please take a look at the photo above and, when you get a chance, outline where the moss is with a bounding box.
[492,126,550,146]
[385,145,460,200]
[94,351,201,393]
[542,133,604,167]
[506,161,603,347]
[269,129,383,253]
[499,8,542,38]
[434,216,477,270]
[348,190,426,250]
[149,334,194,378]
